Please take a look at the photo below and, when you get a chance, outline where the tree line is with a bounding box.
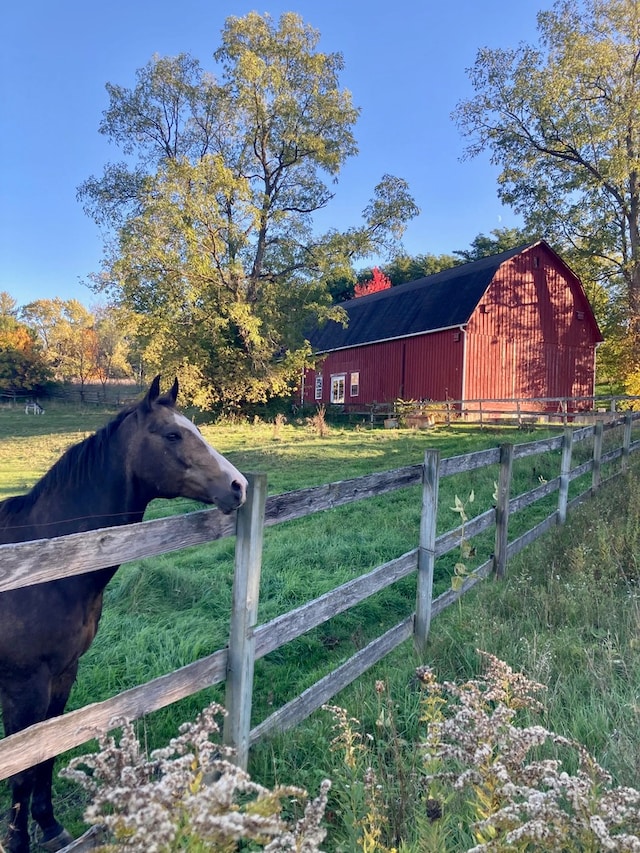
[0,294,134,401]
[0,228,525,403]
[1,220,622,406]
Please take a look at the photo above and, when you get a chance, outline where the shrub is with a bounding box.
[419,652,640,851]
[323,652,640,851]
[61,703,330,852]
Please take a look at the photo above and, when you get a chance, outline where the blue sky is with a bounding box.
[1,0,549,306]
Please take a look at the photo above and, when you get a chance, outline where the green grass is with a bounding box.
[248,474,640,850]
[2,404,640,848]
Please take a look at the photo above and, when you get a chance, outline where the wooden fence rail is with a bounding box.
[347,394,640,427]
[1,413,639,784]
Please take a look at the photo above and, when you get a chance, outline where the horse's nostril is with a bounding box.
[232,479,244,495]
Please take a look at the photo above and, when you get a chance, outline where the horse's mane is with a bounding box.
[0,402,140,517]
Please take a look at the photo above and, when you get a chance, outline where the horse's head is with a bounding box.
[130,376,248,514]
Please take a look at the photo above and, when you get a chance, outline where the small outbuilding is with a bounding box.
[302,242,603,415]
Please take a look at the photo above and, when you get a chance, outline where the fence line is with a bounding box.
[348,393,640,427]
[0,413,639,788]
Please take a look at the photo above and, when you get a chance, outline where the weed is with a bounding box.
[272,412,287,441]
[61,703,330,852]
[450,490,477,590]
[419,651,640,851]
[322,676,444,852]
[307,405,330,437]
[315,651,640,851]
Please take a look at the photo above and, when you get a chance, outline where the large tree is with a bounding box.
[79,12,418,409]
[453,0,640,385]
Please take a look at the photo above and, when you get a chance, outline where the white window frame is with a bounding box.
[314,375,323,400]
[330,374,346,404]
[350,371,360,397]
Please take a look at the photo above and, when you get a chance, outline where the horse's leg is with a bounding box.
[30,666,77,852]
[1,669,52,853]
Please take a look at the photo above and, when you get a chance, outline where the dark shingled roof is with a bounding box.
[310,244,530,353]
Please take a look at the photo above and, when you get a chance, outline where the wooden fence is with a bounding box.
[1,413,639,792]
[345,393,640,427]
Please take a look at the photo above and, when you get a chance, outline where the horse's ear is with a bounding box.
[142,375,162,411]
[142,375,178,410]
[165,378,179,406]
[155,377,179,408]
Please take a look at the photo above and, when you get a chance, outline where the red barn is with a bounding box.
[302,242,603,414]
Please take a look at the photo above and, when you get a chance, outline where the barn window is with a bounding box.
[576,310,585,320]
[314,375,323,400]
[350,371,360,397]
[453,331,461,342]
[331,374,346,404]
[533,255,540,269]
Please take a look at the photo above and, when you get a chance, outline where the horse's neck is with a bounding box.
[21,427,149,540]
[48,475,148,535]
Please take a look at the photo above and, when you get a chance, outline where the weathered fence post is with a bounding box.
[622,411,633,472]
[223,472,268,770]
[592,421,604,494]
[493,443,513,579]
[557,428,573,524]
[414,449,440,654]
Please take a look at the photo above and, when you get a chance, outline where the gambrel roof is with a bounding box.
[309,242,601,354]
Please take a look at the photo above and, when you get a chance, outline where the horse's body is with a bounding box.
[0,377,247,853]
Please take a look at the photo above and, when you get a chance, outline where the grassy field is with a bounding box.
[1,401,639,849]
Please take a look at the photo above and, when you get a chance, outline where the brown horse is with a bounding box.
[0,377,247,852]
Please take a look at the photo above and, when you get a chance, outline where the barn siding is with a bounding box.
[464,246,598,411]
[303,331,464,408]
[303,340,403,408]
[401,331,464,402]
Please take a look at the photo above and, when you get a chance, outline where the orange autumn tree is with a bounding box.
[0,320,52,393]
[354,267,392,297]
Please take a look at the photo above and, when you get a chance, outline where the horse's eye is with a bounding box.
[165,431,182,442]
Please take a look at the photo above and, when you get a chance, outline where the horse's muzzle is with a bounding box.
[218,478,248,514]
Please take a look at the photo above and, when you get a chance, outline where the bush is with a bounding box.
[61,703,330,852]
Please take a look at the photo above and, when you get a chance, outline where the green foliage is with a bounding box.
[453,0,640,381]
[449,490,477,589]
[453,227,534,263]
[382,251,460,284]
[79,12,419,409]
